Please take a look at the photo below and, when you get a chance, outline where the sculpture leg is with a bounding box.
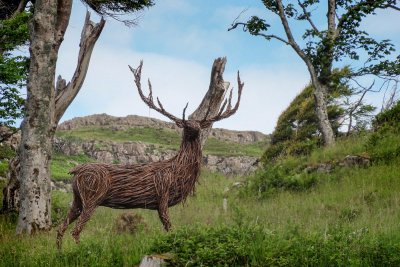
[56,197,82,249]
[70,206,96,244]
[158,196,171,231]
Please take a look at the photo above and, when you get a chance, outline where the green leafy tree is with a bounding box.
[263,84,342,162]
[229,0,400,146]
[263,69,376,162]
[0,11,31,129]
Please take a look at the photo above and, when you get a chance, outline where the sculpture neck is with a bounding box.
[177,136,202,164]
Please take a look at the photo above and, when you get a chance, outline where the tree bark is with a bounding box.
[16,0,104,234]
[275,0,336,146]
[189,57,230,146]
[16,0,59,234]
[313,83,335,146]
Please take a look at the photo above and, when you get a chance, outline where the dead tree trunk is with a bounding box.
[16,0,105,234]
[189,57,230,146]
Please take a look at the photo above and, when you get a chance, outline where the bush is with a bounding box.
[373,100,400,131]
[151,225,260,266]
[150,225,400,266]
[242,163,317,198]
[366,102,400,163]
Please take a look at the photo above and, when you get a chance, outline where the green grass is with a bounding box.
[1,131,400,266]
[51,153,94,181]
[56,126,182,150]
[56,126,267,157]
[307,133,370,164]
[2,155,400,266]
[204,138,268,157]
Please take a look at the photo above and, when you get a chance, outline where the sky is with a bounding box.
[55,0,400,134]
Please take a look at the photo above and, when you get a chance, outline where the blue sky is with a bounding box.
[56,0,400,134]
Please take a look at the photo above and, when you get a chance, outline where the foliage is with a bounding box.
[244,163,317,198]
[151,225,258,266]
[0,144,16,160]
[366,101,400,162]
[373,100,400,131]
[83,0,154,25]
[0,144,16,177]
[238,0,400,77]
[0,11,31,127]
[231,0,400,145]
[262,84,342,162]
[263,66,376,162]
[151,224,400,267]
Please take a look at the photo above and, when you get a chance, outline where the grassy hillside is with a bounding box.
[1,128,400,266]
[56,126,268,157]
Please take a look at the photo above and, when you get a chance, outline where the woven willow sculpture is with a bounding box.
[56,61,243,248]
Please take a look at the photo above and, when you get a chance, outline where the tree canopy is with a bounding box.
[0,11,31,128]
[230,0,400,146]
[263,69,376,162]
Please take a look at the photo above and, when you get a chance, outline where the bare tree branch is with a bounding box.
[297,0,320,34]
[346,81,374,135]
[55,0,72,47]
[55,11,105,123]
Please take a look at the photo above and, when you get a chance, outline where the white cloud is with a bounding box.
[56,1,311,134]
[59,41,309,134]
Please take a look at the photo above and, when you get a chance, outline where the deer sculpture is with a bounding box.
[56,61,243,248]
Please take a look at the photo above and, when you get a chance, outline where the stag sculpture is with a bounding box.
[56,61,243,248]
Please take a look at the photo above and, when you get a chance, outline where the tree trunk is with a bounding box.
[313,82,335,146]
[16,0,104,234]
[189,57,230,146]
[16,0,60,233]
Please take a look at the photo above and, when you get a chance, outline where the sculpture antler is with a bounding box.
[129,61,243,128]
[129,61,187,126]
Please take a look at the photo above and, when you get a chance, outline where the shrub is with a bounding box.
[262,84,344,163]
[373,100,400,131]
[366,102,400,163]
[150,225,260,266]
[242,163,317,198]
[150,224,400,266]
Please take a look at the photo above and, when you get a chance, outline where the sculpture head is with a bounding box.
[129,61,243,142]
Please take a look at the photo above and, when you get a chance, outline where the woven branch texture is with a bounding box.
[57,125,202,248]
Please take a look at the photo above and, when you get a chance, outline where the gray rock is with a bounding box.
[54,137,258,175]
[57,113,269,144]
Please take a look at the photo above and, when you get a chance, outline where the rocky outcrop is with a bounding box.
[57,114,267,144]
[54,137,259,176]
[303,155,371,174]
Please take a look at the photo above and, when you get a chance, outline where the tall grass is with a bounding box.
[1,131,400,266]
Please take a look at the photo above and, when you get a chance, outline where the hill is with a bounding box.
[1,108,399,266]
[52,114,270,178]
